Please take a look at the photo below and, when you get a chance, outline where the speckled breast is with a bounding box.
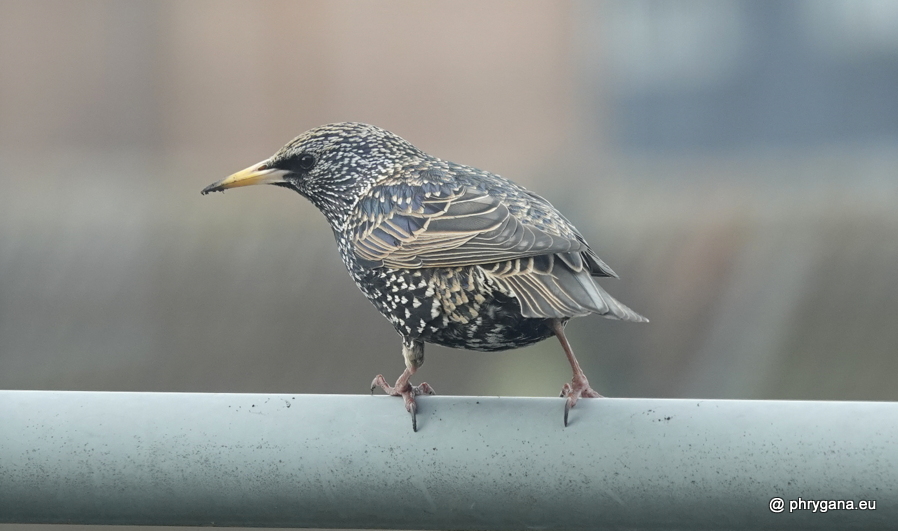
[351,263,555,352]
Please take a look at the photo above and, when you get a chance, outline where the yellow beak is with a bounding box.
[201,160,289,195]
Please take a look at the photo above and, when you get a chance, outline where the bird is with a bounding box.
[201,122,647,431]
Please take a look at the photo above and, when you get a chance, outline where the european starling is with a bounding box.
[202,122,647,430]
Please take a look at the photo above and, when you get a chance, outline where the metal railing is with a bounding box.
[1,391,895,529]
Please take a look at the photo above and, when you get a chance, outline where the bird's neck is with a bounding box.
[312,159,422,230]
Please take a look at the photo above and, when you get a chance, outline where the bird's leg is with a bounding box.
[550,319,603,427]
[370,338,435,432]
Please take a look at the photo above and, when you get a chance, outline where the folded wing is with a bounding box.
[350,183,646,322]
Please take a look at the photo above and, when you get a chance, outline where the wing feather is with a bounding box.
[352,186,588,269]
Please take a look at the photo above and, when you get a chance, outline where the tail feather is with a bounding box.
[484,254,648,322]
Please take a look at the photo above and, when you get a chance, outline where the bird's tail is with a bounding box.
[488,255,648,322]
[579,276,649,323]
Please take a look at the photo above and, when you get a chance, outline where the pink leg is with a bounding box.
[371,367,435,432]
[550,319,603,427]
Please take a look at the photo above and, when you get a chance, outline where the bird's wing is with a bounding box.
[351,180,644,321]
[351,183,610,272]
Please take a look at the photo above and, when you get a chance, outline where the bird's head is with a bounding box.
[201,122,425,227]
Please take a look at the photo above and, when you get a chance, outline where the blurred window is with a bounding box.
[582,0,898,152]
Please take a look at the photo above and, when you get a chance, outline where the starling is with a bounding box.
[202,122,647,430]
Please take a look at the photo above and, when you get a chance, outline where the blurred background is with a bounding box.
[2,0,897,409]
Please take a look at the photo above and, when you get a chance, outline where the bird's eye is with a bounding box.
[297,153,316,171]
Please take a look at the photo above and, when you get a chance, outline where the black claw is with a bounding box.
[563,400,570,427]
[410,402,418,432]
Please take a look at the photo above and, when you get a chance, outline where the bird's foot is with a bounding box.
[370,374,436,432]
[560,376,603,427]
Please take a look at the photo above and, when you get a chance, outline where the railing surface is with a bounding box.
[0,391,895,530]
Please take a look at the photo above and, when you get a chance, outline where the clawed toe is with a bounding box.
[400,383,435,432]
[406,398,418,432]
[370,374,389,395]
[560,377,603,427]
[399,383,436,432]
[414,382,436,396]
[370,371,436,432]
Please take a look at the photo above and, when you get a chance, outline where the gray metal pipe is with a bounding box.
[0,391,895,529]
